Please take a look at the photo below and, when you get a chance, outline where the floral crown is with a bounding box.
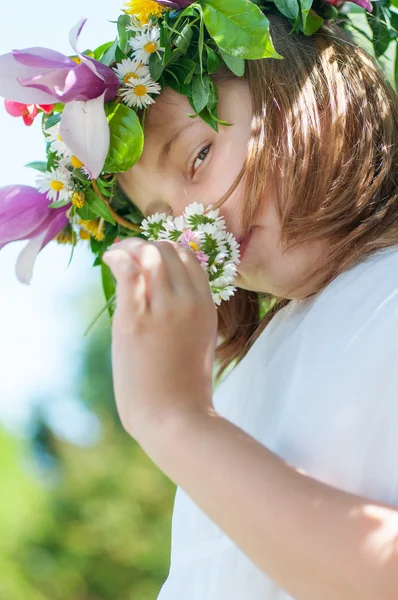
[0,0,380,318]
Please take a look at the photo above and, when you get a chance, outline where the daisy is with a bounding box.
[126,15,155,33]
[119,76,161,109]
[158,215,186,240]
[129,27,163,64]
[141,212,168,239]
[212,286,237,306]
[36,167,73,203]
[113,58,150,85]
[123,0,165,24]
[45,123,73,159]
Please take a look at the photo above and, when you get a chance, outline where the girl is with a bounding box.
[103,13,398,600]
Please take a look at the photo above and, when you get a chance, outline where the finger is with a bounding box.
[108,238,174,305]
[172,244,212,300]
[152,240,194,295]
[102,248,148,319]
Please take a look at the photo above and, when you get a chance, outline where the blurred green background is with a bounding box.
[1,4,397,600]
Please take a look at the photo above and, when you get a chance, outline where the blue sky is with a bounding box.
[0,0,120,440]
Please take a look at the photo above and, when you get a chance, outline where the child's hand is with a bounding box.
[102,237,218,444]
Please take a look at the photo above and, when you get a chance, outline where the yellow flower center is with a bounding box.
[123,72,139,84]
[57,133,63,142]
[50,180,64,192]
[71,155,84,169]
[55,227,74,245]
[144,41,157,54]
[79,229,91,241]
[71,191,85,208]
[189,242,199,252]
[71,56,82,64]
[78,218,105,242]
[123,0,165,23]
[134,85,148,97]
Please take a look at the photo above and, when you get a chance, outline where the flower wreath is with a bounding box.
[0,0,379,319]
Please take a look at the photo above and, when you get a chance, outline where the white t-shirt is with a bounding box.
[156,245,398,600]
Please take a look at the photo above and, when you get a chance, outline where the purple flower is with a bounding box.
[0,18,119,105]
[0,185,69,284]
[156,0,195,8]
[0,18,119,178]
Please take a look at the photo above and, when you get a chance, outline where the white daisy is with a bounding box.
[141,212,168,239]
[158,215,186,240]
[36,167,73,203]
[119,76,161,109]
[113,58,150,85]
[212,286,237,306]
[223,231,241,264]
[129,27,163,65]
[45,123,73,159]
[127,15,155,33]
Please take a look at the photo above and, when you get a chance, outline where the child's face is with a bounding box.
[117,79,328,299]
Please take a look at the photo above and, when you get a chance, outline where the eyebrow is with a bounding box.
[157,121,199,169]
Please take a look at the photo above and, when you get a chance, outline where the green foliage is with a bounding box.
[202,0,284,59]
[104,103,144,174]
[0,291,176,599]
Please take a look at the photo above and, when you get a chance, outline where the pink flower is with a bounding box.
[180,229,209,267]
[323,0,372,10]
[0,185,69,284]
[4,100,54,126]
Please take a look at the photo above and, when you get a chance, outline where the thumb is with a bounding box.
[102,249,147,317]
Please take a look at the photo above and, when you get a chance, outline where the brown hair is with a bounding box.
[211,14,398,385]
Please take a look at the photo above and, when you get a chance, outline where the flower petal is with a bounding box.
[15,229,48,285]
[12,48,75,70]
[0,52,58,104]
[0,186,50,243]
[4,99,25,116]
[15,207,68,285]
[59,92,110,179]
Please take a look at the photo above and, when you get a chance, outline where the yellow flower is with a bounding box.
[79,229,91,241]
[78,218,105,242]
[123,0,164,24]
[55,225,74,245]
[71,191,85,209]
[71,156,84,169]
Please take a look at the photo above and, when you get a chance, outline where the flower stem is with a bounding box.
[91,180,141,233]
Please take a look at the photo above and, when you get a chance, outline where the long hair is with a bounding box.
[211,13,398,385]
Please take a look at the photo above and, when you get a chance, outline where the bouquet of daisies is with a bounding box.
[141,202,241,305]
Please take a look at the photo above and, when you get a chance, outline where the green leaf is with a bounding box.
[85,188,116,225]
[273,0,299,21]
[101,38,119,66]
[101,262,116,318]
[207,79,218,112]
[202,0,284,59]
[149,52,164,81]
[77,203,97,221]
[25,161,47,173]
[219,48,245,76]
[93,41,115,61]
[367,5,391,57]
[192,74,210,113]
[174,23,193,54]
[117,14,133,53]
[115,45,127,63]
[48,199,71,208]
[298,0,324,37]
[206,45,221,73]
[103,103,144,173]
[44,113,61,130]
